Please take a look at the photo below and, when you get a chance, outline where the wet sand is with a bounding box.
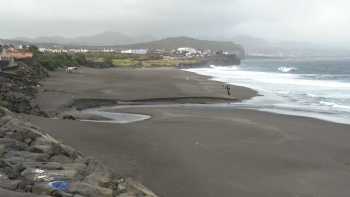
[34,67,257,115]
[22,67,350,197]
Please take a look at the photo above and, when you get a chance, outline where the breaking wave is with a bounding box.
[278,67,298,72]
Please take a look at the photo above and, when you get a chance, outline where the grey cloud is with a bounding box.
[1,0,350,47]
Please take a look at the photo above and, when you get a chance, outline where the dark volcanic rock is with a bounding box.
[0,64,50,117]
[0,139,28,151]
[0,107,157,197]
[63,115,75,120]
[50,155,73,164]
[0,159,13,168]
[9,168,21,179]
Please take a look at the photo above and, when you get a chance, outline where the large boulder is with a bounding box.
[62,163,87,172]
[20,162,63,170]
[31,181,56,195]
[0,188,52,197]
[0,138,28,152]
[50,155,73,164]
[3,151,48,161]
[124,179,157,197]
[3,157,30,165]
[67,182,113,197]
[0,178,20,191]
[83,159,119,188]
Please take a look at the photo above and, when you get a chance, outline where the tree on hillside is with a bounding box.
[25,45,40,55]
[22,45,27,50]
[105,57,113,66]
[75,54,87,65]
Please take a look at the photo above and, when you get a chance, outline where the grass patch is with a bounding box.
[86,57,105,62]
[37,87,46,92]
[3,83,13,87]
[142,59,198,66]
[0,100,9,107]
[30,108,39,115]
[2,70,17,74]
[112,59,139,66]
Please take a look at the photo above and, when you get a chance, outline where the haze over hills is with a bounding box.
[196,35,348,53]
[6,31,348,54]
[196,35,268,48]
[11,31,158,46]
[116,37,243,51]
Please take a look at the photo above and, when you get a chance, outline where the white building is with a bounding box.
[133,49,147,54]
[177,47,197,56]
[39,48,53,53]
[121,49,147,54]
[52,49,62,53]
[0,47,9,60]
[38,48,47,53]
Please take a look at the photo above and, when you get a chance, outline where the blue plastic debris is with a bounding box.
[49,181,68,190]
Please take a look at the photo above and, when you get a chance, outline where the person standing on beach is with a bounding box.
[227,85,231,96]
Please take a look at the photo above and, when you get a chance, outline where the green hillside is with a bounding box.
[116,37,244,51]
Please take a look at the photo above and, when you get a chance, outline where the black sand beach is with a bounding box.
[22,67,350,197]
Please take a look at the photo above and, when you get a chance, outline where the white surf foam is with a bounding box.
[278,67,298,72]
[186,64,350,118]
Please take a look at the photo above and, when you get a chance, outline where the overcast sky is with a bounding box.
[1,0,350,46]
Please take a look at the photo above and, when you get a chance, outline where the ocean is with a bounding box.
[186,58,350,124]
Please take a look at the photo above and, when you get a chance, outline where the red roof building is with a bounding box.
[8,52,34,58]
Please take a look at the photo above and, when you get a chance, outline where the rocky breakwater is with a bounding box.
[0,64,49,117]
[0,107,158,197]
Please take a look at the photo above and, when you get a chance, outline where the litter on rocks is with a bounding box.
[33,169,44,173]
[49,181,68,190]
[33,173,57,181]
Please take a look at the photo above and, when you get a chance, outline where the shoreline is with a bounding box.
[184,67,350,125]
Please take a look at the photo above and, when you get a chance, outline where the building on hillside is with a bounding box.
[0,47,9,60]
[121,49,132,54]
[38,48,47,53]
[101,48,111,53]
[52,48,62,53]
[8,52,37,66]
[177,47,197,56]
[39,48,54,53]
[121,49,147,54]
[163,56,174,60]
[90,49,99,53]
[0,47,15,67]
[133,49,147,54]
